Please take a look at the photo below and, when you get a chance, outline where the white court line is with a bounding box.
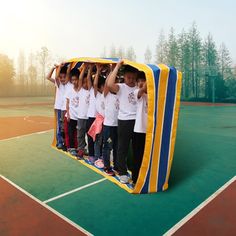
[163,176,236,236]
[0,129,53,142]
[43,178,107,204]
[0,175,93,236]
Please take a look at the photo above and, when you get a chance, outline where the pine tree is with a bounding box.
[144,46,152,64]
[126,46,136,61]
[202,33,219,100]
[188,22,202,98]
[177,29,191,98]
[117,46,125,59]
[166,27,179,67]
[219,43,236,97]
[155,29,167,64]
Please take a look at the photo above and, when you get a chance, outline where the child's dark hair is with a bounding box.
[70,68,80,78]
[98,75,106,89]
[137,71,146,81]
[60,66,67,74]
[123,65,138,74]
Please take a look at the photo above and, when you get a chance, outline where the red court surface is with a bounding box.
[171,178,236,236]
[0,176,90,236]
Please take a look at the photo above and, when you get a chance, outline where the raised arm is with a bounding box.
[87,64,93,90]
[55,63,65,87]
[93,64,102,97]
[107,60,124,93]
[78,63,87,91]
[65,63,72,84]
[46,65,57,84]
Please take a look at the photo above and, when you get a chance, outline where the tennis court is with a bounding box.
[0,97,235,235]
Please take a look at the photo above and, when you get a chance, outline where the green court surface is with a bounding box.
[0,102,236,235]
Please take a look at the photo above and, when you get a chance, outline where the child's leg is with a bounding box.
[68,119,77,148]
[94,132,103,161]
[102,125,112,169]
[64,116,69,149]
[132,132,146,183]
[77,119,87,151]
[117,120,135,176]
[86,117,95,157]
[56,109,63,146]
[111,126,118,170]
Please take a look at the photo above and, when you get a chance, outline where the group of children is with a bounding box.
[47,60,148,185]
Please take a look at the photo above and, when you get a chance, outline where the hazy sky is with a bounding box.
[0,0,235,64]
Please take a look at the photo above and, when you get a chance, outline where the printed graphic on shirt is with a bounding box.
[85,93,90,105]
[101,100,105,111]
[128,92,137,105]
[71,96,79,107]
[115,98,119,110]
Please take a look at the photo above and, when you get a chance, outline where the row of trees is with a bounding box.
[103,23,236,102]
[1,23,236,101]
[0,47,57,96]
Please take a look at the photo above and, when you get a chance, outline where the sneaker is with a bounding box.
[57,144,64,150]
[104,168,115,176]
[112,167,119,175]
[77,149,84,158]
[62,145,67,151]
[69,149,77,157]
[119,175,129,184]
[88,156,96,165]
[94,159,104,169]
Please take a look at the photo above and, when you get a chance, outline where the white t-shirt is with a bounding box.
[65,88,80,120]
[62,82,73,111]
[87,88,96,118]
[95,92,105,117]
[54,82,65,110]
[104,92,119,127]
[116,83,138,120]
[134,89,148,133]
[78,88,90,119]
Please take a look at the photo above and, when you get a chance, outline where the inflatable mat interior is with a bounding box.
[52,57,182,194]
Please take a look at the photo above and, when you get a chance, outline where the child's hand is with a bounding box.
[116,60,124,69]
[67,114,70,122]
[96,64,102,73]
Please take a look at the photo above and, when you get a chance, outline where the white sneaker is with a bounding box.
[119,175,129,184]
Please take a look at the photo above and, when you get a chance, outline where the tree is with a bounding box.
[188,22,202,98]
[126,46,136,61]
[177,29,191,98]
[155,29,167,64]
[17,50,26,85]
[144,46,152,64]
[202,33,219,100]
[109,45,117,58]
[117,46,125,59]
[37,46,50,87]
[0,54,15,95]
[166,27,179,66]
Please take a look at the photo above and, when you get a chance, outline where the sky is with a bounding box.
[0,0,235,65]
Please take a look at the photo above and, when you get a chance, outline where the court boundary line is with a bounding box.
[43,178,107,204]
[0,129,53,142]
[163,176,236,236]
[0,175,93,236]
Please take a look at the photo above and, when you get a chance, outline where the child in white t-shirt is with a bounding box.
[77,63,93,158]
[65,69,80,156]
[107,60,138,184]
[89,64,106,166]
[46,63,67,150]
[132,72,147,184]
[102,67,119,176]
